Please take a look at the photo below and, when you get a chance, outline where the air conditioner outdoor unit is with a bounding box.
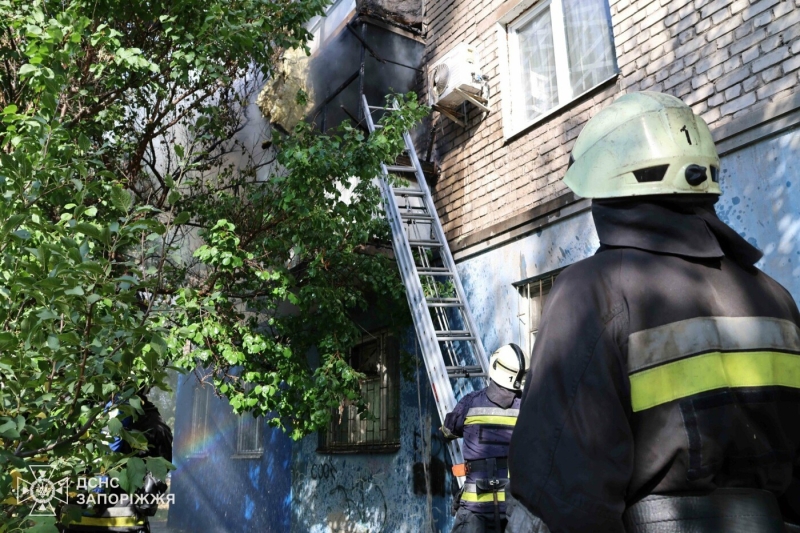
[428,42,485,110]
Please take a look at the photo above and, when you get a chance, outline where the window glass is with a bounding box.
[236,413,263,457]
[563,0,617,96]
[516,8,558,122]
[516,270,563,357]
[506,0,617,134]
[190,385,210,456]
[319,331,400,452]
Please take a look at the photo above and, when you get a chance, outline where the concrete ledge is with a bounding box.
[715,90,800,156]
[451,193,591,261]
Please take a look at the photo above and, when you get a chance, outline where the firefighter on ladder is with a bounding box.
[505,92,800,533]
[443,343,526,533]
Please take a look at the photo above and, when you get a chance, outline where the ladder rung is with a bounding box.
[401,213,434,221]
[386,165,417,173]
[436,331,475,341]
[446,366,486,377]
[426,301,464,308]
[369,105,388,110]
[417,267,452,274]
[408,239,443,247]
[372,124,384,129]
[427,297,460,303]
[393,188,425,197]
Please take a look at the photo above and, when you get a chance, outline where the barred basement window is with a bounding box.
[234,386,264,458]
[319,331,400,453]
[515,268,564,359]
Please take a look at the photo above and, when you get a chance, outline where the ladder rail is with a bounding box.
[398,131,489,376]
[362,96,494,487]
[361,96,461,419]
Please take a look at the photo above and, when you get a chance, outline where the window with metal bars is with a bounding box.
[189,384,211,457]
[515,268,564,359]
[318,331,400,453]
[233,385,264,458]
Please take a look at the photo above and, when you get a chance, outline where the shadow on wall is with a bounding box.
[168,377,293,533]
[290,372,455,533]
[716,127,800,297]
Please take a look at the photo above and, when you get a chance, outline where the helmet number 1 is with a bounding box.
[680,125,692,145]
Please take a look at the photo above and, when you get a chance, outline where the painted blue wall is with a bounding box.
[716,129,800,297]
[457,212,599,354]
[169,363,456,533]
[168,374,293,533]
[290,366,455,533]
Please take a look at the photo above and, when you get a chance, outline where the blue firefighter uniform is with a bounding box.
[444,380,521,532]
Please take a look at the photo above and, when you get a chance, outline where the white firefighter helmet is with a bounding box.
[489,343,527,390]
[563,91,721,199]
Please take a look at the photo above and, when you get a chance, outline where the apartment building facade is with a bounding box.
[428,0,800,361]
[168,0,800,531]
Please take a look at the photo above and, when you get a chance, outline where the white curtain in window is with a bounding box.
[562,0,617,96]
[517,9,558,122]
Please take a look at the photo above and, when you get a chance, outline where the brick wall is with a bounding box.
[425,0,800,242]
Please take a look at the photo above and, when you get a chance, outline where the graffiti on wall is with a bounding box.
[292,455,399,533]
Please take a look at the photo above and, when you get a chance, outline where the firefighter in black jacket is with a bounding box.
[505,92,800,533]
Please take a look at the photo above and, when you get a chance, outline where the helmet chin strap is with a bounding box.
[507,343,526,389]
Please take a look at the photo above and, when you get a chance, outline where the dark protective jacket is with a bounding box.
[508,197,800,533]
[445,381,522,516]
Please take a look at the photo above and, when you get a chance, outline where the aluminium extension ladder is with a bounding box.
[361,96,490,485]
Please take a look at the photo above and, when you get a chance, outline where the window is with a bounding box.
[500,0,617,136]
[190,384,211,456]
[235,413,263,458]
[515,269,564,358]
[307,0,357,55]
[233,384,264,458]
[318,331,400,453]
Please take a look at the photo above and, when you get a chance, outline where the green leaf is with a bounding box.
[0,333,15,350]
[111,186,133,212]
[144,457,175,481]
[174,212,190,225]
[0,420,20,439]
[46,335,59,350]
[74,222,101,240]
[107,418,123,436]
[18,64,38,76]
[65,286,84,296]
[125,457,147,492]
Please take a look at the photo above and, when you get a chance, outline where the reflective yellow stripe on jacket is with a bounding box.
[461,482,507,503]
[463,407,519,427]
[627,316,800,412]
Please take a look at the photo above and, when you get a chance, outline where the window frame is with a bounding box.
[514,267,565,358]
[232,384,264,459]
[306,0,357,56]
[317,330,401,454]
[233,412,264,459]
[189,384,211,458]
[497,0,618,139]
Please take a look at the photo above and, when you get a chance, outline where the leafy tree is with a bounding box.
[0,0,423,527]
